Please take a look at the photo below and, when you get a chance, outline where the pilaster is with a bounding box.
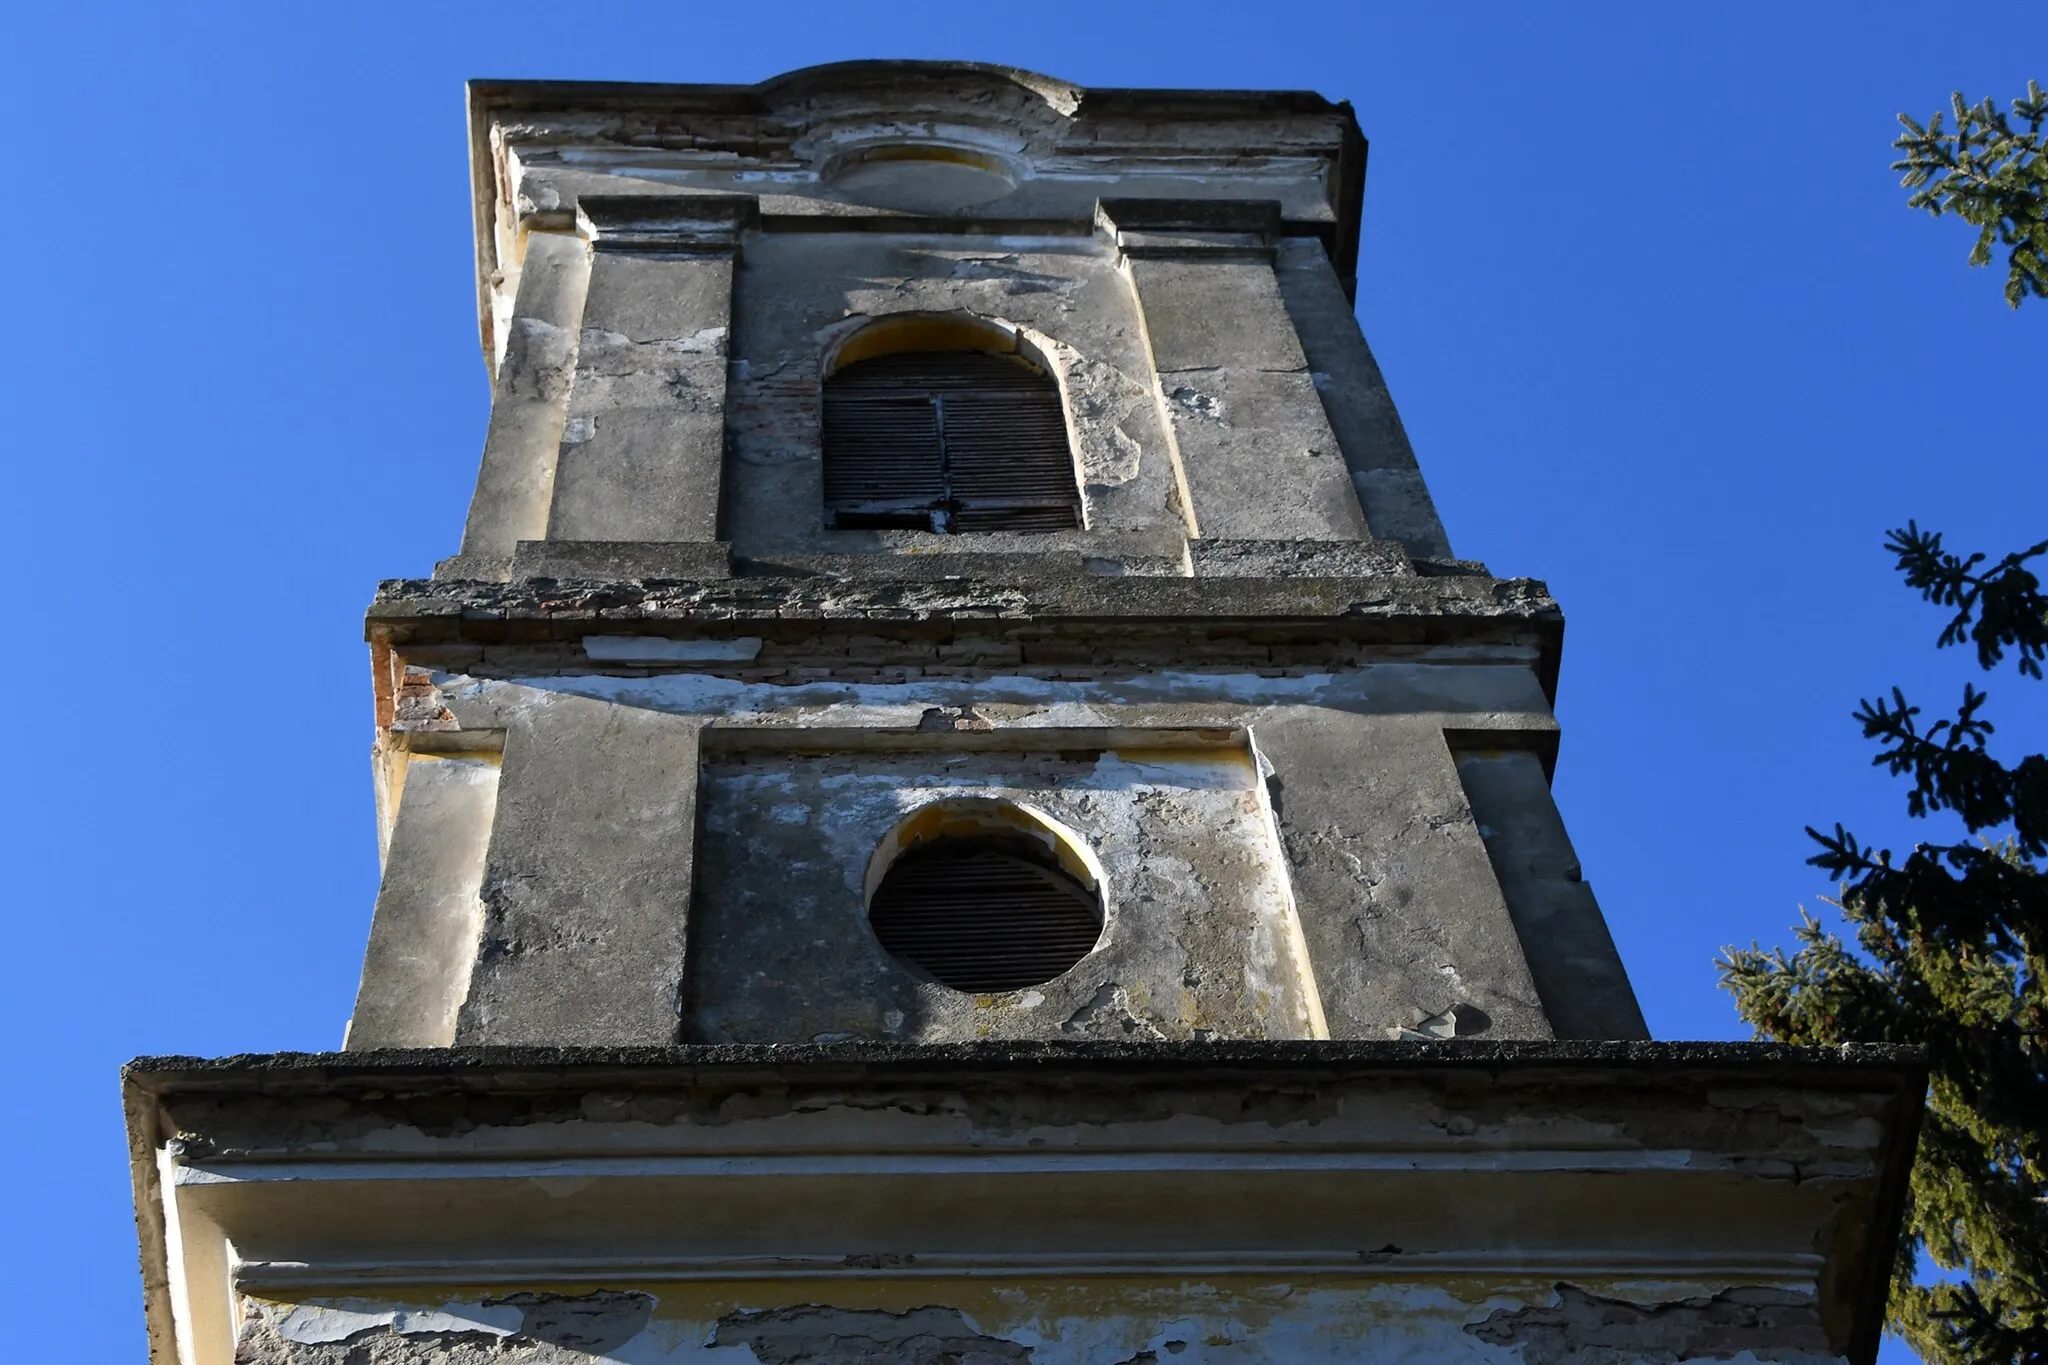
[451,230,590,579]
[1100,199,1372,542]
[1253,711,1554,1040]
[345,754,500,1048]
[543,196,755,544]
[1273,237,1453,558]
[455,697,703,1046]
[1454,747,1650,1040]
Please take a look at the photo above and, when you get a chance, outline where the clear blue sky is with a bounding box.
[2,4,2040,1360]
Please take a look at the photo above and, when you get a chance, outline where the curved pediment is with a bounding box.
[755,58,1085,118]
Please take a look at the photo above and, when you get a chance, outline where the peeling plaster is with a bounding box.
[437,664,1546,729]
[712,1303,1031,1364]
[269,1300,523,1343]
[233,1278,1847,1365]
[1464,1284,1839,1365]
[722,233,1184,553]
[580,325,729,358]
[687,747,1320,1045]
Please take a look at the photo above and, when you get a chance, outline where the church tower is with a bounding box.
[126,64,1921,1364]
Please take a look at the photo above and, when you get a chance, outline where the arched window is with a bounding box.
[865,802,1104,992]
[823,346,1081,533]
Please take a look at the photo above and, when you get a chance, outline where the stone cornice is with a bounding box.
[465,65,1369,362]
[1096,198,1283,261]
[575,194,757,256]
[366,571,1561,636]
[128,1038,1926,1094]
[126,1041,1923,1365]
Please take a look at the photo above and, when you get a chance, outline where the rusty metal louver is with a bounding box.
[823,351,1082,533]
[868,836,1103,992]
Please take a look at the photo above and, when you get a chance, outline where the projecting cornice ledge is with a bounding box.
[126,1042,1922,1365]
[1096,197,1283,260]
[125,1037,1924,1089]
[576,194,758,255]
[364,571,1565,638]
[363,571,1570,700]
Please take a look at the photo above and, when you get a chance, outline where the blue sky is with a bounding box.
[2,4,2041,1360]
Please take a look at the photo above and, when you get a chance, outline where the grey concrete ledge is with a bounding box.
[1190,539,1413,578]
[731,551,1188,581]
[470,65,1352,123]
[1413,556,1493,577]
[368,574,1563,636]
[431,551,515,581]
[125,1039,1924,1365]
[126,1039,1927,1094]
[510,540,734,581]
[731,528,1193,582]
[367,574,1568,696]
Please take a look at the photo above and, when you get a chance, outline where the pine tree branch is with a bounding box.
[1738,523,2048,1363]
[1886,524,2048,677]
[1892,81,2048,307]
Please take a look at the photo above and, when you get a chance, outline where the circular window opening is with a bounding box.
[867,805,1103,993]
[824,144,1019,212]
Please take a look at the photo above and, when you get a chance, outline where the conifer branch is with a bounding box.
[1892,81,2048,307]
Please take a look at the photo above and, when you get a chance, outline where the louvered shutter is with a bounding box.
[868,839,1104,992]
[941,388,1084,532]
[823,350,1081,533]
[821,389,944,529]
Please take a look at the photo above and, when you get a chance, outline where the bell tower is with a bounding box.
[125,63,1921,1365]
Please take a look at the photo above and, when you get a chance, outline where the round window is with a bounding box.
[867,814,1103,993]
[824,144,1018,212]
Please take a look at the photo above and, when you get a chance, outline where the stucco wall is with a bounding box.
[346,626,1646,1050]
[128,1043,1920,1365]
[439,64,1458,573]
[230,1277,1845,1364]
[727,234,1185,557]
[690,746,1320,1044]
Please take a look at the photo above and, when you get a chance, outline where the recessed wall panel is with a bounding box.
[686,745,1321,1044]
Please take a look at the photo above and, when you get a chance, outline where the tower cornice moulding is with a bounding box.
[466,64,1367,364]
[575,194,758,256]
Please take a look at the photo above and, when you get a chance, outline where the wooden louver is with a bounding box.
[823,350,1082,533]
[868,836,1103,992]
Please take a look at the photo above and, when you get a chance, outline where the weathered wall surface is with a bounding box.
[229,1277,1843,1364]
[548,236,734,544]
[456,212,1453,570]
[1272,238,1449,558]
[347,754,501,1049]
[345,623,1625,1048]
[439,64,1460,571]
[127,67,1909,1365]
[457,231,589,573]
[690,747,1319,1044]
[728,234,1184,557]
[1099,201,1366,545]
[1454,748,1648,1040]
[1254,711,1554,1044]
[480,67,1352,350]
[129,1043,1920,1365]
[454,696,704,1047]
